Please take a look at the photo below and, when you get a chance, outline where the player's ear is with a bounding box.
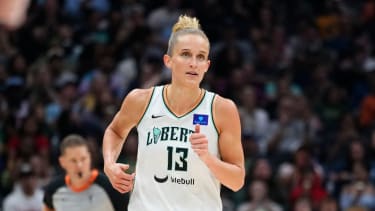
[164,54,172,69]
[204,59,211,73]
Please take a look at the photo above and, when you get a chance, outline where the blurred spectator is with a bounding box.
[0,84,7,172]
[241,134,260,168]
[329,140,371,198]
[28,65,57,106]
[225,68,248,103]
[359,76,375,130]
[211,41,246,97]
[293,197,313,211]
[236,179,282,211]
[248,158,282,202]
[146,0,182,44]
[315,85,349,134]
[137,52,166,89]
[235,157,275,206]
[304,64,333,107]
[212,40,245,79]
[45,71,78,125]
[238,85,270,154]
[319,196,338,211]
[289,146,327,210]
[78,52,114,96]
[265,95,313,164]
[2,162,44,211]
[324,113,359,165]
[339,161,375,210]
[30,154,54,189]
[315,1,342,42]
[264,74,302,114]
[368,129,375,184]
[275,162,295,210]
[6,114,50,161]
[293,95,322,148]
[110,56,137,99]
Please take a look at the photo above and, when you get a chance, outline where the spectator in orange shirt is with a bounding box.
[359,84,375,129]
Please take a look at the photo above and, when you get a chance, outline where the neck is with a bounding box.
[70,173,90,187]
[66,169,98,192]
[165,84,203,116]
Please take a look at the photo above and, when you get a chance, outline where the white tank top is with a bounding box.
[128,85,221,211]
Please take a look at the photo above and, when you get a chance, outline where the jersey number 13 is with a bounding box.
[166,146,188,171]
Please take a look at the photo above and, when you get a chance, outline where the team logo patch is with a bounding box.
[193,114,209,125]
[153,127,161,142]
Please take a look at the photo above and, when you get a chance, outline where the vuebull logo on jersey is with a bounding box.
[146,126,194,145]
[154,174,195,185]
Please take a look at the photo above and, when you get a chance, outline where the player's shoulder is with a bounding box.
[211,93,240,125]
[123,87,155,106]
[127,87,155,100]
[212,93,238,111]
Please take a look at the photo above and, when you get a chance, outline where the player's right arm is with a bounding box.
[103,88,153,193]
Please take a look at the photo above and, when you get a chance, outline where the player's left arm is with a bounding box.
[195,95,245,191]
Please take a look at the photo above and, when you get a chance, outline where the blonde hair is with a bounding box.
[167,15,209,55]
[172,15,200,33]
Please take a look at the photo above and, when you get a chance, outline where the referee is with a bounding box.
[42,134,127,211]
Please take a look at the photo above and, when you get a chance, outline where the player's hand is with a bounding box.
[104,163,135,193]
[189,124,210,161]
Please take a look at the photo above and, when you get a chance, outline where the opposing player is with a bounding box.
[102,15,245,210]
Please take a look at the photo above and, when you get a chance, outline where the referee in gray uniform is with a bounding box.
[42,134,127,211]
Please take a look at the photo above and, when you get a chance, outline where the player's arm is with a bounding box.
[103,88,152,193]
[103,88,150,166]
[42,205,54,211]
[200,96,245,191]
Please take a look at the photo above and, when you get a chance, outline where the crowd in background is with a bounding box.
[1,0,375,210]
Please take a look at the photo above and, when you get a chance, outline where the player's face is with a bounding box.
[59,146,91,179]
[164,34,210,87]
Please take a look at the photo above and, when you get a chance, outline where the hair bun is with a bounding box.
[172,15,201,33]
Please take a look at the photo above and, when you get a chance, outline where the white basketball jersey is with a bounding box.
[128,85,221,211]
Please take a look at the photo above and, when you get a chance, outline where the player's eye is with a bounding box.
[197,54,206,61]
[181,52,191,57]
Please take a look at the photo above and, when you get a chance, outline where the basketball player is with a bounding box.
[42,134,127,211]
[102,15,245,210]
